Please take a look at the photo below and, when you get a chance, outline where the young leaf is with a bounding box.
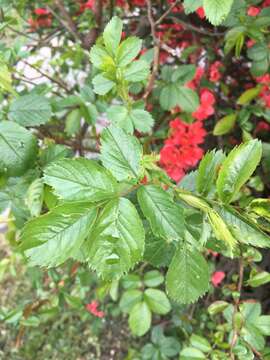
[85,197,145,280]
[217,139,262,204]
[116,37,142,67]
[89,44,113,70]
[166,244,210,304]
[197,150,225,196]
[123,60,150,82]
[237,87,261,105]
[180,347,206,359]
[203,0,234,26]
[128,301,151,336]
[44,158,118,202]
[100,125,142,181]
[213,113,237,136]
[103,16,123,54]
[0,63,16,95]
[0,121,37,177]
[8,94,52,127]
[137,185,185,242]
[217,205,270,248]
[144,289,171,315]
[20,202,98,267]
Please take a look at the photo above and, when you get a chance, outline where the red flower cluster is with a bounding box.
[85,300,105,318]
[209,61,223,82]
[160,119,207,182]
[28,8,52,30]
[193,88,216,121]
[247,6,261,16]
[257,74,270,108]
[196,7,205,19]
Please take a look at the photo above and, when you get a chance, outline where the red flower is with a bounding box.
[86,301,105,318]
[160,119,207,182]
[192,88,216,121]
[84,0,95,9]
[255,121,270,134]
[196,7,205,19]
[211,271,225,287]
[34,8,50,16]
[247,6,261,16]
[209,61,222,82]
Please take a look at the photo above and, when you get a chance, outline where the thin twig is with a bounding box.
[21,59,70,93]
[230,258,244,359]
[143,0,160,100]
[155,0,181,25]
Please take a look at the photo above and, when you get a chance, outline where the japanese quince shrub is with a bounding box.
[1,0,270,358]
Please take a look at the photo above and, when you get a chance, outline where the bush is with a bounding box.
[1,1,270,359]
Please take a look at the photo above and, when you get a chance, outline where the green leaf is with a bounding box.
[197,150,225,196]
[208,301,229,315]
[120,289,143,313]
[217,205,270,248]
[89,44,113,70]
[138,185,185,242]
[180,347,206,359]
[144,234,175,267]
[25,178,44,218]
[249,199,270,220]
[85,197,145,280]
[213,114,237,136]
[144,270,164,287]
[190,335,211,353]
[184,0,203,14]
[116,37,142,67]
[44,158,117,202]
[255,316,270,336]
[166,244,210,304]
[176,86,199,113]
[247,271,270,288]
[20,202,98,267]
[100,125,142,181]
[8,94,52,127]
[160,337,181,357]
[124,60,150,82]
[103,16,123,54]
[128,301,151,336]
[0,64,16,95]
[203,0,234,26]
[129,109,154,133]
[171,65,196,84]
[0,121,37,177]
[122,274,142,289]
[160,84,199,112]
[237,87,261,105]
[144,289,171,315]
[217,139,262,204]
[92,74,115,95]
[65,109,81,136]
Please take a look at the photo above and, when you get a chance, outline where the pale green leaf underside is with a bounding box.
[217,205,270,248]
[85,197,145,280]
[166,244,210,304]
[44,158,118,202]
[138,185,185,242]
[20,202,97,267]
